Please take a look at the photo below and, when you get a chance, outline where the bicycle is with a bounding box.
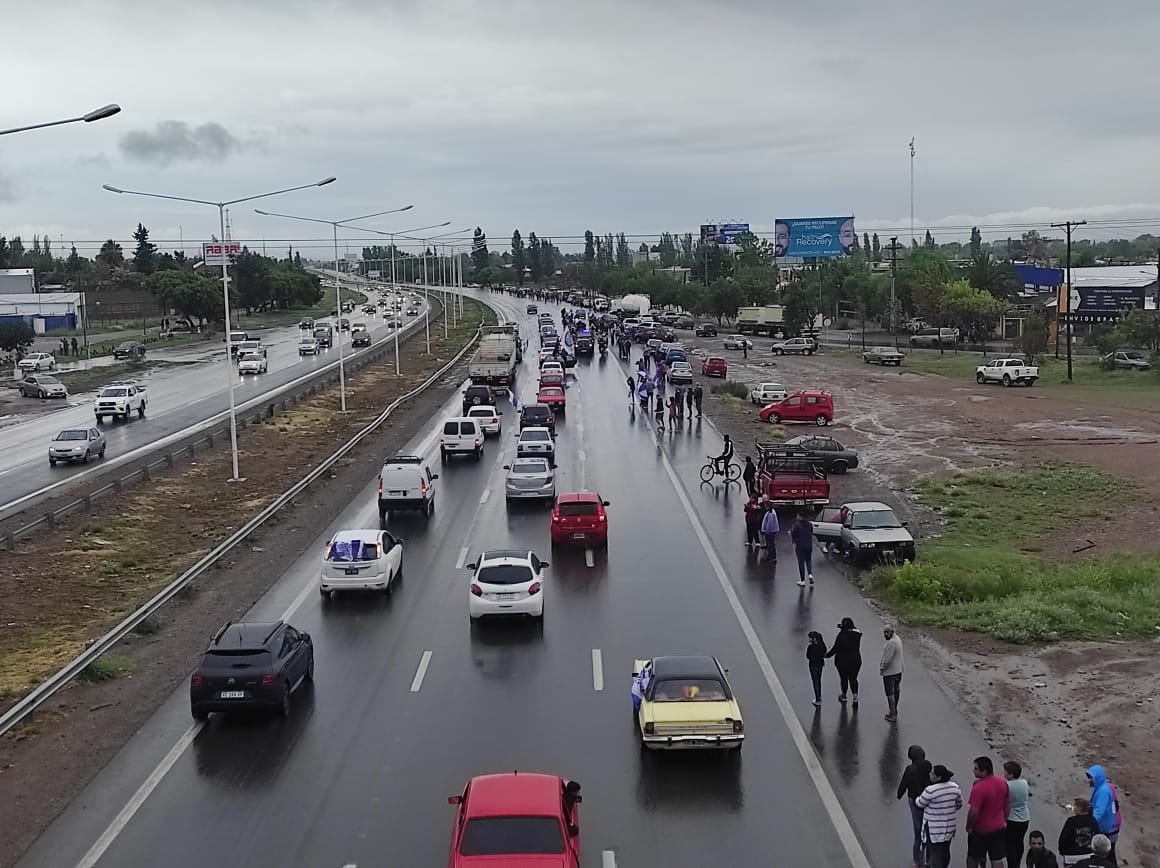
[700,456,741,483]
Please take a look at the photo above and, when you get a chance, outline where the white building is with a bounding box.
[0,268,36,294]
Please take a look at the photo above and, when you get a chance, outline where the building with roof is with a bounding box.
[0,268,36,294]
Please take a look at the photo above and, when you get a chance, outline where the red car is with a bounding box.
[701,356,728,378]
[550,491,610,548]
[447,772,582,868]
[758,390,834,426]
[537,385,566,414]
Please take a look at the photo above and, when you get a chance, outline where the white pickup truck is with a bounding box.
[95,384,148,422]
[975,358,1039,387]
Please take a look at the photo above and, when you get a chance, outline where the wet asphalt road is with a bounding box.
[18,294,993,868]
[0,295,431,513]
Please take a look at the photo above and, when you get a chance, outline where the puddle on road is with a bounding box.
[1011,418,1156,442]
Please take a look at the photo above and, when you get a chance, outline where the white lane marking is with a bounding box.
[602,851,616,868]
[494,448,506,466]
[75,724,201,868]
[342,864,357,868]
[409,651,433,692]
[584,548,595,569]
[655,433,872,868]
[479,488,490,504]
[591,649,604,691]
[578,449,587,463]
[455,546,469,570]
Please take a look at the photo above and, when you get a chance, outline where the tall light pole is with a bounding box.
[102,176,337,481]
[1051,219,1087,383]
[253,205,414,404]
[0,103,120,136]
[909,137,916,244]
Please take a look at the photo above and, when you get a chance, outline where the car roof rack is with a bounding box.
[387,455,424,464]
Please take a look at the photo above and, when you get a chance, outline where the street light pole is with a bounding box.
[0,103,121,137]
[887,236,904,351]
[1051,219,1087,383]
[102,176,337,481]
[909,138,916,244]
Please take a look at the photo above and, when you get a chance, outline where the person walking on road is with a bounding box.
[760,503,780,563]
[1004,761,1031,868]
[1058,797,1101,866]
[744,494,764,548]
[686,387,694,416]
[966,756,1011,868]
[916,764,963,868]
[806,631,826,707]
[71,336,79,355]
[742,456,758,497]
[880,625,904,721]
[790,513,815,586]
[826,617,862,705]
[693,384,703,417]
[898,744,933,868]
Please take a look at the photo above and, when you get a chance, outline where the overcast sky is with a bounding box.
[1,0,1158,258]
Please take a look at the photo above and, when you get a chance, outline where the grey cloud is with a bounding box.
[119,121,244,166]
[0,169,15,203]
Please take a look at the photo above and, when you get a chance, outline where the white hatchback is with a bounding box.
[749,382,788,404]
[466,550,548,622]
[320,529,403,597]
[466,405,502,436]
[516,426,556,464]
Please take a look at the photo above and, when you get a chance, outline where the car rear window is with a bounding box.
[523,408,549,420]
[558,502,597,517]
[652,678,727,702]
[468,407,495,417]
[328,539,380,561]
[522,430,551,442]
[460,817,564,856]
[476,564,534,586]
[204,649,272,665]
[512,458,549,473]
[443,421,460,435]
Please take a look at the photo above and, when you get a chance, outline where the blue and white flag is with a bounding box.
[563,330,574,349]
[510,389,520,410]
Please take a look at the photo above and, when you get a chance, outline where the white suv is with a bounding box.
[466,549,548,622]
[440,417,484,461]
[320,529,403,598]
[377,455,439,523]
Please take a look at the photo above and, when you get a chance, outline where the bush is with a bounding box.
[711,380,749,399]
[889,561,944,604]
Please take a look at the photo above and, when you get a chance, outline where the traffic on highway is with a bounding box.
[0,290,430,517]
[16,292,991,868]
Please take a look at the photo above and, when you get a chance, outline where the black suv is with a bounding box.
[190,620,314,721]
[519,403,556,435]
[462,384,496,414]
[695,323,718,337]
[113,341,146,360]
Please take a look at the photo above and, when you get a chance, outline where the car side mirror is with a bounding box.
[503,464,511,470]
[568,824,580,836]
[901,521,909,527]
[602,500,611,507]
[540,561,550,569]
[447,795,462,805]
[300,633,311,643]
[431,473,440,480]
[465,562,477,571]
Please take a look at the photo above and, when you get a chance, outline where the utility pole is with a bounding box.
[1051,220,1086,383]
[909,138,916,243]
[886,236,904,350]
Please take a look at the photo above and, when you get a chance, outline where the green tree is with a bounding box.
[969,226,982,256]
[966,253,1021,301]
[655,233,677,267]
[1018,312,1049,360]
[898,247,955,319]
[781,282,821,336]
[8,237,24,263]
[583,230,595,263]
[132,222,157,274]
[0,320,36,354]
[615,232,631,267]
[96,239,124,268]
[66,244,84,273]
[924,229,936,248]
[148,270,228,325]
[471,228,489,274]
[705,279,743,323]
[863,232,871,259]
[0,236,10,268]
[1114,310,1160,352]
[232,248,272,311]
[541,238,557,280]
[511,230,525,285]
[871,233,881,262]
[527,232,543,284]
[938,279,1008,351]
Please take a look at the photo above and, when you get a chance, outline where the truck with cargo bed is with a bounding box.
[754,443,831,510]
[469,333,519,387]
[736,305,785,336]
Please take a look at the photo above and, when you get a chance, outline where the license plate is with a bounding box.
[497,593,516,600]
[881,549,894,556]
[793,499,806,505]
[220,691,245,699]
[573,533,586,540]
[389,490,406,496]
[344,568,361,575]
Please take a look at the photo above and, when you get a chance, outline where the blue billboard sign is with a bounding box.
[774,217,856,258]
[700,223,751,245]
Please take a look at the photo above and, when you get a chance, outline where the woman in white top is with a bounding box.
[916,764,964,868]
[1004,760,1032,868]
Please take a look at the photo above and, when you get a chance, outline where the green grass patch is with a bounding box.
[870,463,1160,643]
[711,379,749,399]
[77,654,135,683]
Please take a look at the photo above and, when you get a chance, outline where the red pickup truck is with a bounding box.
[754,443,831,510]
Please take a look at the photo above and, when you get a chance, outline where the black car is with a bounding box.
[526,304,538,314]
[695,323,718,337]
[352,331,371,347]
[338,318,351,331]
[781,435,860,474]
[189,620,314,721]
[462,383,496,414]
[519,403,556,435]
[113,341,146,360]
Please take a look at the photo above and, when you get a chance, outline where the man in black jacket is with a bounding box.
[1058,798,1101,866]
[898,745,933,868]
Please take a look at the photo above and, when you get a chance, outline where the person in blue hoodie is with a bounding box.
[1085,765,1121,859]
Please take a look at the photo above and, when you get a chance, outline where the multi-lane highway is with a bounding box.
[0,292,430,516]
[17,293,991,868]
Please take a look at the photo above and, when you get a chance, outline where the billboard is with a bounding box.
[202,241,241,267]
[700,223,750,245]
[774,217,856,258]
[1066,284,1145,313]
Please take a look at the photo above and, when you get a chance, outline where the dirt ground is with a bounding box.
[0,303,487,868]
[690,340,1159,866]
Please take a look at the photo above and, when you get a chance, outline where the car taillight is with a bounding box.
[420,479,427,494]
[527,582,541,595]
[597,509,606,523]
[470,584,483,597]
[440,439,445,446]
[545,476,553,483]
[191,674,204,686]
[643,722,655,735]
[378,481,383,497]
[732,719,744,733]
[475,439,481,446]
[551,512,560,522]
[261,673,276,685]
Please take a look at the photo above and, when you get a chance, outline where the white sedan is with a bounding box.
[18,352,56,372]
[516,427,556,464]
[320,529,403,598]
[723,335,753,350]
[238,353,268,374]
[668,361,694,385]
[749,382,788,404]
[466,549,548,622]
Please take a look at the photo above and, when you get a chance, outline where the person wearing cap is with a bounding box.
[916,764,963,868]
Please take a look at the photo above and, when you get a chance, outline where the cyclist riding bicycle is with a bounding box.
[713,434,735,475]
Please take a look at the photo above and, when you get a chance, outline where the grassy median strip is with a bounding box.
[871,463,1160,643]
[0,300,492,700]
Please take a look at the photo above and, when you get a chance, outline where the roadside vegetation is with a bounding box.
[235,286,366,329]
[0,299,490,699]
[871,463,1160,643]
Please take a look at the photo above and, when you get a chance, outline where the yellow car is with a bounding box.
[631,656,744,751]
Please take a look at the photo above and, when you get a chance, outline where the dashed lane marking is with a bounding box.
[602,850,617,868]
[584,548,595,569]
[578,449,587,463]
[479,488,490,504]
[591,649,604,691]
[409,651,433,692]
[455,546,469,570]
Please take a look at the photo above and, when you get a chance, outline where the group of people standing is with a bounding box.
[805,618,905,719]
[894,747,1121,868]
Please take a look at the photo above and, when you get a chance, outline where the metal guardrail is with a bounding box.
[0,299,495,736]
[0,296,450,547]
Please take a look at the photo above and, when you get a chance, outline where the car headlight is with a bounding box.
[860,542,874,548]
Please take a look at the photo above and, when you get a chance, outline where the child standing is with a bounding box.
[807,631,826,707]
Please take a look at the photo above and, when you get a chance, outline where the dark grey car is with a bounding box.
[782,435,860,474]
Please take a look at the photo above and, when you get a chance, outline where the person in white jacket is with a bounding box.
[917,764,964,868]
